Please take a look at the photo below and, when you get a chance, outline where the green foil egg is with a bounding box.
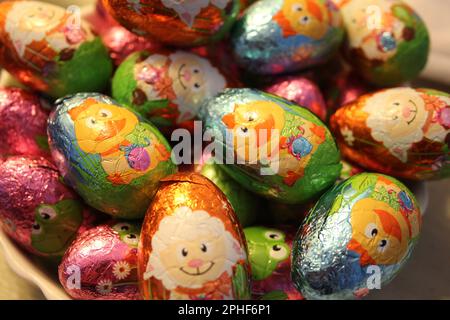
[47,93,177,219]
[338,0,430,86]
[200,162,258,227]
[199,88,341,204]
[292,173,422,299]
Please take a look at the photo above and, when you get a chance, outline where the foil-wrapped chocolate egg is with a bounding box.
[138,173,251,300]
[0,156,94,257]
[59,222,141,300]
[0,87,50,158]
[199,162,257,227]
[336,0,430,86]
[112,50,228,128]
[264,76,327,121]
[0,1,113,98]
[330,87,450,180]
[103,0,240,47]
[292,173,421,299]
[199,88,342,204]
[47,93,177,219]
[231,0,344,75]
[245,226,303,300]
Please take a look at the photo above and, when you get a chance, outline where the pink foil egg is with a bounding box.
[0,156,94,257]
[0,87,50,158]
[59,222,141,300]
[264,76,327,121]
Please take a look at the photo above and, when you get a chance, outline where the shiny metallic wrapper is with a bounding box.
[0,87,50,158]
[0,156,93,257]
[103,0,241,47]
[232,0,344,75]
[138,173,251,300]
[59,222,141,300]
[265,76,327,121]
[292,173,421,300]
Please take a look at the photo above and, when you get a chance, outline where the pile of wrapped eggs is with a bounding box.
[0,0,448,300]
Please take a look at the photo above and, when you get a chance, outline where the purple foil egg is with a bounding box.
[264,76,327,121]
[59,222,141,300]
[0,156,94,257]
[0,87,50,158]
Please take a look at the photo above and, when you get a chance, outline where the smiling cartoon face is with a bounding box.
[144,207,245,290]
[364,88,428,162]
[348,198,409,265]
[245,227,290,280]
[222,101,286,161]
[31,199,83,254]
[273,0,329,40]
[68,99,139,154]
[169,52,226,121]
[13,1,65,33]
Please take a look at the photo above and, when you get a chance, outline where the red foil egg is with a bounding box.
[59,222,141,300]
[0,87,50,158]
[264,76,327,121]
[0,156,95,257]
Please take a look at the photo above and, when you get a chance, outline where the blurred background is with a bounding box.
[0,0,449,300]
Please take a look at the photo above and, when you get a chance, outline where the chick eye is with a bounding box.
[99,109,112,118]
[364,223,378,239]
[300,16,310,24]
[181,248,188,257]
[292,4,303,11]
[264,230,284,241]
[269,244,289,260]
[201,244,207,252]
[31,223,42,235]
[377,239,389,253]
[38,206,57,220]
[86,117,96,128]
[241,127,248,133]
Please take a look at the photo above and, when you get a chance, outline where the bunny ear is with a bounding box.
[13,39,26,57]
[211,0,229,9]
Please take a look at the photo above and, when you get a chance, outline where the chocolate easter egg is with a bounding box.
[330,87,450,180]
[0,87,50,158]
[138,173,251,300]
[0,156,95,257]
[0,1,113,98]
[59,222,141,300]
[335,0,430,86]
[47,93,177,219]
[292,173,421,299]
[231,0,344,75]
[245,226,303,300]
[199,88,342,204]
[103,0,240,47]
[112,50,228,128]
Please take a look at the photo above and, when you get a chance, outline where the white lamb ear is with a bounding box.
[179,11,195,28]
[13,39,26,57]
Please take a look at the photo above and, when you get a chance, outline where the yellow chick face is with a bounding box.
[69,99,139,154]
[274,0,329,40]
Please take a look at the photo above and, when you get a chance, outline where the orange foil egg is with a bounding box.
[138,173,251,300]
[103,0,241,47]
[330,87,450,180]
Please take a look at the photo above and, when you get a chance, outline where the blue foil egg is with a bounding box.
[231,0,344,75]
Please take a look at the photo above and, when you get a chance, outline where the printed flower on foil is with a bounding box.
[113,261,131,280]
[341,126,355,146]
[96,279,113,295]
